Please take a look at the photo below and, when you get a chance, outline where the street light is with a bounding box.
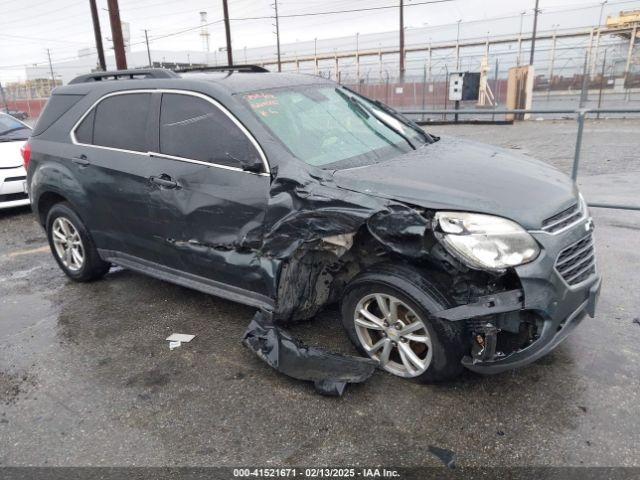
[598,0,608,26]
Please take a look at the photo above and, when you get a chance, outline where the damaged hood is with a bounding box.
[332,136,579,230]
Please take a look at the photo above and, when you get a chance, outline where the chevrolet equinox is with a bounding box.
[24,67,601,383]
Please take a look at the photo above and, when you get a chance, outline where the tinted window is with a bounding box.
[159,93,260,168]
[75,109,95,144]
[93,93,151,152]
[33,94,84,136]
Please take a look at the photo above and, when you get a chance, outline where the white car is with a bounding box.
[0,112,31,209]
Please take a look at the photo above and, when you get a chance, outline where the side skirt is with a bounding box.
[98,249,275,311]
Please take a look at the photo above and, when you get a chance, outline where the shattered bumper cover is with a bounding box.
[243,311,377,396]
[438,219,602,374]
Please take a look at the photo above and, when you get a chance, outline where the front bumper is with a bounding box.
[448,215,601,374]
[0,165,30,209]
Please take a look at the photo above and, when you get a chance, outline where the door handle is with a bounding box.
[149,175,178,189]
[72,154,90,166]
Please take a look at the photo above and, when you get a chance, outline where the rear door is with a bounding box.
[146,91,271,295]
[70,91,169,263]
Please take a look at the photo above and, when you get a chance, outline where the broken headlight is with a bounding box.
[433,212,540,271]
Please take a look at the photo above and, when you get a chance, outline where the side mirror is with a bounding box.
[239,156,264,174]
[225,152,264,174]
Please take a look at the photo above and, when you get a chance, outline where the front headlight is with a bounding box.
[433,212,540,271]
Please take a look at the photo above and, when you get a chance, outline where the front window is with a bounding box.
[0,113,30,142]
[241,86,431,169]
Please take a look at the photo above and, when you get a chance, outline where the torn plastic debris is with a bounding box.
[166,333,196,350]
[242,311,376,396]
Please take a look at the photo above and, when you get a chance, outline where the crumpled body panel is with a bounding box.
[242,311,377,396]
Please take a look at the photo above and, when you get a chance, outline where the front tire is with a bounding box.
[341,264,465,383]
[46,202,110,282]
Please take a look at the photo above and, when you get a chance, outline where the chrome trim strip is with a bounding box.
[148,151,269,176]
[529,195,589,236]
[69,88,271,175]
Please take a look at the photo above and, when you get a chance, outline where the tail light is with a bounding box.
[21,142,31,170]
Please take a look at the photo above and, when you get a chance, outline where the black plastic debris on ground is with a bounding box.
[242,311,377,396]
[633,318,640,327]
[428,445,457,469]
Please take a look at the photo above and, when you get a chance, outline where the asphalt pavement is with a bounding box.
[1,119,639,467]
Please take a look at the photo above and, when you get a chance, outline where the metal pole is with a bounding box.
[455,19,461,70]
[399,0,405,82]
[591,1,607,75]
[314,38,318,75]
[492,58,499,121]
[89,0,106,70]
[529,0,540,65]
[517,11,524,66]
[572,110,586,181]
[356,33,360,84]
[144,29,152,67]
[107,0,127,69]
[623,23,637,91]
[0,81,8,113]
[597,50,607,118]
[274,0,281,72]
[46,48,55,90]
[222,0,233,66]
[421,64,426,121]
[579,51,589,108]
[547,26,557,100]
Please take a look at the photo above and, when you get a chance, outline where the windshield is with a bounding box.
[241,86,431,169]
[0,114,30,141]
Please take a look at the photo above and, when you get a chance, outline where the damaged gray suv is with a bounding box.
[25,67,601,386]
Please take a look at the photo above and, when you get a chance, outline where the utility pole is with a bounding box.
[144,30,152,67]
[222,0,233,66]
[399,0,405,82]
[89,0,106,70]
[274,0,281,72]
[107,0,127,69]
[529,0,540,65]
[46,49,56,89]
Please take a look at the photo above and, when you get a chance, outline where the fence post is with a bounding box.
[572,110,587,181]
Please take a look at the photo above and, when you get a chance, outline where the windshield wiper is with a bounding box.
[369,99,434,144]
[335,88,406,154]
[337,89,415,150]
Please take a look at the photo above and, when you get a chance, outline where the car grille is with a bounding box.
[0,192,28,202]
[542,203,583,233]
[555,233,596,286]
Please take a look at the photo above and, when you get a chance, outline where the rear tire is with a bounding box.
[341,263,465,383]
[46,202,110,282]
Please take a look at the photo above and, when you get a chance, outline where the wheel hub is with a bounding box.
[353,293,433,378]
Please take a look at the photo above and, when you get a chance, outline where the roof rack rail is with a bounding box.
[174,65,269,74]
[69,68,179,84]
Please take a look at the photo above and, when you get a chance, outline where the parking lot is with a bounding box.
[1,119,639,467]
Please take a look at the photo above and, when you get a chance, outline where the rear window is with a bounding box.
[91,93,151,152]
[32,94,84,136]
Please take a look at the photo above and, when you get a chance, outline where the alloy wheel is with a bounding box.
[51,217,85,272]
[354,293,433,378]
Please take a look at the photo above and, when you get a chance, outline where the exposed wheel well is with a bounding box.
[37,192,68,225]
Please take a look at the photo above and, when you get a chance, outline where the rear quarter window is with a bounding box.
[32,94,84,136]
